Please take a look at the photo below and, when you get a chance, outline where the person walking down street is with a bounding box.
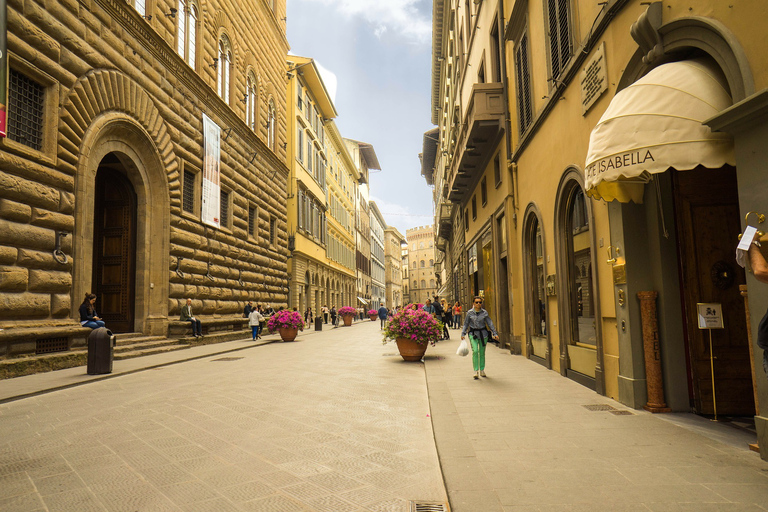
[180,298,203,338]
[461,296,499,379]
[248,307,264,340]
[322,305,329,324]
[378,302,389,329]
[330,306,337,327]
[79,293,105,329]
[433,296,449,340]
[453,301,462,330]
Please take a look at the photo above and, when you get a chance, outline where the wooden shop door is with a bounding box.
[675,167,753,416]
[93,158,137,334]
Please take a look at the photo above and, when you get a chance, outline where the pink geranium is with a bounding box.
[382,303,443,346]
[338,306,357,316]
[267,310,304,333]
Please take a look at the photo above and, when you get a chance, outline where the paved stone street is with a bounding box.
[0,321,446,512]
[2,321,768,512]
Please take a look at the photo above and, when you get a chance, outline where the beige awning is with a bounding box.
[585,59,735,203]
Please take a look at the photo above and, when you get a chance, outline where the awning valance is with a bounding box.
[585,59,735,203]
[357,296,369,305]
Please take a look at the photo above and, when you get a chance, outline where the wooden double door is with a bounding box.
[675,167,753,416]
[93,157,137,334]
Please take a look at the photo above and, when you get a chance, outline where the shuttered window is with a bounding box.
[220,190,229,228]
[183,170,196,214]
[547,0,571,80]
[514,31,533,133]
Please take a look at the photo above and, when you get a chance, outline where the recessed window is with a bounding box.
[472,196,477,220]
[248,205,258,237]
[481,177,487,206]
[246,72,258,131]
[8,69,44,151]
[182,170,196,214]
[220,189,230,228]
[494,154,501,187]
[269,217,277,245]
[177,0,198,69]
[267,98,276,150]
[217,34,232,103]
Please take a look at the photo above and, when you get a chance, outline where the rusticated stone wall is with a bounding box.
[0,0,290,355]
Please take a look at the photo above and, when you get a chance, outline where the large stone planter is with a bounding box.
[342,315,353,326]
[278,327,299,342]
[395,337,429,361]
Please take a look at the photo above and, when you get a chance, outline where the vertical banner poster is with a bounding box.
[201,113,220,228]
[0,0,7,137]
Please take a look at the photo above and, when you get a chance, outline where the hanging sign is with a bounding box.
[201,113,220,228]
[697,303,724,329]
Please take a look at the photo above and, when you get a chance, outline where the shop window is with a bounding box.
[564,184,595,345]
[527,214,546,337]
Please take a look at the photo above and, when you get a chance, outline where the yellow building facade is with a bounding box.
[285,56,356,314]
[429,0,768,459]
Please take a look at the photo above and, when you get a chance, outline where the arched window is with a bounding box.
[429,279,435,288]
[267,98,276,149]
[420,280,426,288]
[419,242,425,249]
[563,184,595,346]
[420,260,425,268]
[429,259,433,266]
[413,280,418,289]
[246,72,258,131]
[217,34,232,103]
[177,0,198,68]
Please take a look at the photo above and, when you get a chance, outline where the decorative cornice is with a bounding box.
[630,1,664,66]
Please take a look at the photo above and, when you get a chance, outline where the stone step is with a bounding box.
[114,339,182,353]
[113,344,191,360]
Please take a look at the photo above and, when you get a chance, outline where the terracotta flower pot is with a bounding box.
[342,315,353,326]
[395,337,429,361]
[369,315,377,321]
[279,327,298,342]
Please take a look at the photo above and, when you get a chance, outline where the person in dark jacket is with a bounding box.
[461,296,499,379]
[243,301,253,317]
[378,302,389,329]
[79,293,105,329]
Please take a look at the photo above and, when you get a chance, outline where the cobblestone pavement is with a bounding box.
[0,321,447,512]
[425,333,768,512]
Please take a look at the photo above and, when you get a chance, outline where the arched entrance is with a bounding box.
[93,155,137,333]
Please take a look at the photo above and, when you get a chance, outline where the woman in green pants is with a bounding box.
[461,296,499,379]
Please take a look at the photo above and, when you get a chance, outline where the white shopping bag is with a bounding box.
[456,339,469,357]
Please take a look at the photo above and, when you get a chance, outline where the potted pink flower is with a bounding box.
[368,309,378,321]
[267,310,304,341]
[382,303,443,361]
[338,306,357,326]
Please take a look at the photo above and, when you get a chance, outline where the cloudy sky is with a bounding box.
[286,0,435,237]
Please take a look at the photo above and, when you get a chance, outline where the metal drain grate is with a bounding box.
[36,337,68,354]
[211,357,244,362]
[583,404,617,412]
[410,502,450,512]
[610,410,634,416]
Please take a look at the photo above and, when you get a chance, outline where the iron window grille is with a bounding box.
[220,189,229,228]
[182,170,196,214]
[248,206,256,236]
[8,69,44,151]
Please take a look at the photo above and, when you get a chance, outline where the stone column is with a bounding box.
[637,291,671,412]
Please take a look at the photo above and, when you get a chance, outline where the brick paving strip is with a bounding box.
[0,321,448,511]
[424,335,768,512]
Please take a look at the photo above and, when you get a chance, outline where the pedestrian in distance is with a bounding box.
[243,300,253,318]
[180,298,203,338]
[422,298,435,315]
[248,307,264,340]
[378,302,389,329]
[322,305,329,324]
[330,306,337,327]
[79,293,105,329]
[433,296,449,340]
[453,301,462,330]
[461,296,499,379]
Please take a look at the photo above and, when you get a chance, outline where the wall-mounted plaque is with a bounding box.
[581,41,608,115]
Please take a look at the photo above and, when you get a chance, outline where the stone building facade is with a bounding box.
[285,56,357,314]
[406,225,436,305]
[1,0,289,355]
[384,226,405,309]
[369,201,386,310]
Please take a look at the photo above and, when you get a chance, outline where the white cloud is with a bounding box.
[314,60,338,105]
[370,195,433,233]
[297,0,431,44]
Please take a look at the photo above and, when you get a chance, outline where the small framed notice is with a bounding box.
[697,303,724,329]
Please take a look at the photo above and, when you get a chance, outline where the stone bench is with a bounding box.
[168,317,249,338]
[0,324,93,357]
